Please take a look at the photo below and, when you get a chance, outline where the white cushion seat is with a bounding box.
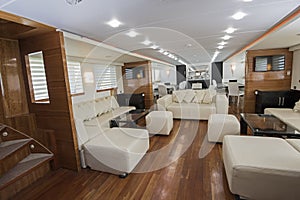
[84,128,149,173]
[223,136,300,200]
[146,111,173,135]
[207,114,240,142]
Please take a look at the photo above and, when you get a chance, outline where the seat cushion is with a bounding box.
[146,111,173,135]
[223,135,300,200]
[286,139,300,152]
[84,128,149,173]
[207,114,240,142]
[167,102,216,120]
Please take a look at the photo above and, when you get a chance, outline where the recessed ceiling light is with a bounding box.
[126,30,139,38]
[218,41,228,46]
[186,43,192,47]
[150,45,159,49]
[225,27,237,34]
[222,35,232,40]
[141,39,151,46]
[163,51,169,55]
[107,19,122,28]
[232,12,247,20]
[158,49,164,53]
[243,0,253,2]
[217,45,224,49]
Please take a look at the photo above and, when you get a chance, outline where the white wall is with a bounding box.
[70,58,124,104]
[223,61,245,83]
[291,45,300,90]
[151,62,176,84]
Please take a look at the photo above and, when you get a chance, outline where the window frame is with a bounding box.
[25,51,50,104]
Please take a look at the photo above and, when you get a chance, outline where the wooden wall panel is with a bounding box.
[19,32,80,171]
[0,39,29,117]
[244,48,293,113]
[122,61,154,109]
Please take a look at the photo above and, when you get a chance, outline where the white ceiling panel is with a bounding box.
[1,0,299,64]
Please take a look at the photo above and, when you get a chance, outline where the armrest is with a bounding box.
[157,95,173,111]
[215,94,228,114]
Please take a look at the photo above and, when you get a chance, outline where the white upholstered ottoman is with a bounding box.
[146,111,173,135]
[207,114,240,142]
[223,136,300,200]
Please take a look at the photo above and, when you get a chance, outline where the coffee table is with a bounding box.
[110,109,149,128]
[240,113,300,138]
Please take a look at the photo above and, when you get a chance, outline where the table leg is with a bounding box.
[240,117,247,135]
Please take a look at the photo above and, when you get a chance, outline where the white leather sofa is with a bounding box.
[223,135,300,200]
[157,89,228,120]
[264,108,300,131]
[73,96,149,176]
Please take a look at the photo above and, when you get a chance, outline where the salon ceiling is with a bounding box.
[1,0,300,66]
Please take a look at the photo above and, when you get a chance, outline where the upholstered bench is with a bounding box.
[207,114,240,142]
[146,111,173,135]
[223,135,300,200]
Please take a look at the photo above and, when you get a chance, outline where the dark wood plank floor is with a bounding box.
[12,119,235,200]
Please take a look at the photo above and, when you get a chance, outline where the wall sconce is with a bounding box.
[230,64,236,75]
[166,69,170,76]
[83,72,94,83]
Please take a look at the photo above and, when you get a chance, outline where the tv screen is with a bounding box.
[254,55,285,72]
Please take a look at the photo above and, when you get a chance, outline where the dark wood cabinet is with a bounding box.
[255,90,300,113]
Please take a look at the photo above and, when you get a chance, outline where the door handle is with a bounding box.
[278,97,281,106]
[281,97,285,106]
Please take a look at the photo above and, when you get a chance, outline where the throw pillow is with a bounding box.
[184,90,195,103]
[293,100,300,112]
[193,90,206,103]
[202,90,215,104]
[173,90,186,103]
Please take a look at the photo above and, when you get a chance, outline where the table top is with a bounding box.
[110,109,149,128]
[240,113,299,137]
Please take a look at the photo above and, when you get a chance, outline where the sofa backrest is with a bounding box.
[73,96,120,148]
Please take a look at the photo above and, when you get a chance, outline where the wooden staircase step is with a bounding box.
[0,139,31,160]
[0,139,32,176]
[0,153,53,190]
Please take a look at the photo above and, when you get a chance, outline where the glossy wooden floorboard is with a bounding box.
[12,120,234,200]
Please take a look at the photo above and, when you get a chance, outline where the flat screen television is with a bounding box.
[254,55,285,72]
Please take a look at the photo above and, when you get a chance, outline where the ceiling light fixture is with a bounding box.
[66,0,83,5]
[158,49,164,53]
[225,27,237,34]
[150,45,159,49]
[126,30,139,38]
[217,45,224,50]
[218,41,228,46]
[141,39,151,46]
[163,51,169,56]
[222,35,232,40]
[107,19,122,28]
[232,11,247,20]
[243,0,253,2]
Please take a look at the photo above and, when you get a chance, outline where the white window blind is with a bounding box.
[28,51,49,102]
[67,61,84,95]
[95,66,117,91]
